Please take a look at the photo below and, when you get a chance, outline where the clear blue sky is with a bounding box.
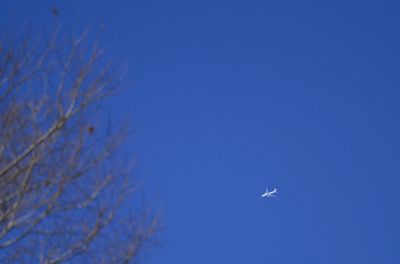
[2,1,400,263]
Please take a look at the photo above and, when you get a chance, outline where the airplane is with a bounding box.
[261,187,277,198]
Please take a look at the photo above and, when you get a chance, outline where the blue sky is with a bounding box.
[2,1,400,263]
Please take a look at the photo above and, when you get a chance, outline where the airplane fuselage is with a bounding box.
[261,188,277,198]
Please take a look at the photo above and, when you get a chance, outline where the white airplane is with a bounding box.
[261,187,277,198]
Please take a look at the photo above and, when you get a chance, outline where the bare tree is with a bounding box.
[0,26,159,263]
